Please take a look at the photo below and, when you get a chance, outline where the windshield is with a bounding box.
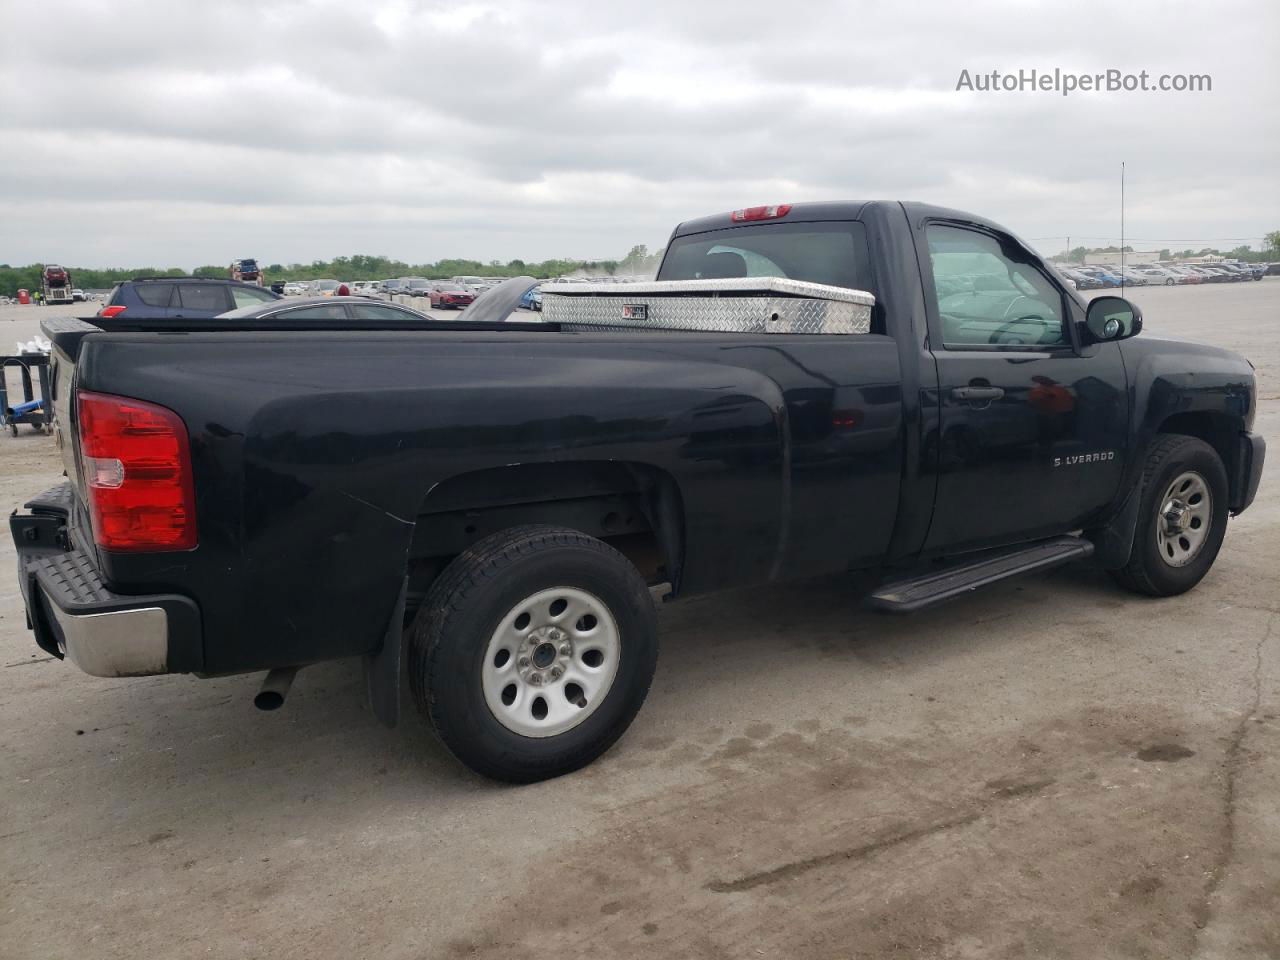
[408,279,430,289]
[658,220,873,293]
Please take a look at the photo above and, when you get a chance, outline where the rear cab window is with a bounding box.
[657,220,880,330]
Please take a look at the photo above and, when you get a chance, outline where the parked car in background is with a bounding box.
[1113,267,1150,286]
[71,288,87,301]
[351,281,381,297]
[230,259,263,285]
[283,282,305,296]
[519,285,543,311]
[310,279,342,296]
[96,277,279,323]
[1058,267,1103,290]
[1049,266,1077,289]
[1219,262,1257,281]
[428,284,476,309]
[404,278,433,298]
[1075,267,1122,287]
[380,279,408,296]
[1129,267,1175,286]
[215,296,437,324]
[1160,266,1196,283]
[1156,266,1200,284]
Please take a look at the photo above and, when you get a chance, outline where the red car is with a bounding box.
[429,285,475,310]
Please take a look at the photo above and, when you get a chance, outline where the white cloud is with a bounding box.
[0,0,1276,266]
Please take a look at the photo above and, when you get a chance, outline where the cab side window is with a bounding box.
[927,225,1066,348]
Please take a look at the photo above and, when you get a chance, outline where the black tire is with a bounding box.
[408,525,658,782]
[1111,435,1229,597]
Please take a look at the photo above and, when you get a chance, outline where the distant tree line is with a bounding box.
[0,264,190,298]
[0,245,665,298]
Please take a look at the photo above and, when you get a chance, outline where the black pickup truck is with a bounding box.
[12,201,1265,782]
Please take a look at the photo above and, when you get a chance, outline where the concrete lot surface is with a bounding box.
[2,284,1278,959]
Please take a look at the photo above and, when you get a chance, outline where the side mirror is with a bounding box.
[1085,296,1142,342]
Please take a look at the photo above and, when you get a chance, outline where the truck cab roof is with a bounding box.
[670,200,1020,239]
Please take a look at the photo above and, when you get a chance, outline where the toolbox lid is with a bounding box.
[542,277,875,306]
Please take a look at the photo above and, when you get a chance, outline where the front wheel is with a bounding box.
[1111,435,1229,597]
[408,525,658,782]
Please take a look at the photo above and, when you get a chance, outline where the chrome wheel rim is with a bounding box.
[1156,471,1211,568]
[481,587,620,738]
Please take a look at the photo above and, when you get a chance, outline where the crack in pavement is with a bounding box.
[3,656,56,668]
[705,779,1056,894]
[1191,613,1272,946]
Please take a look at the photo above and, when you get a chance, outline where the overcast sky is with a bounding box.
[2,0,1277,268]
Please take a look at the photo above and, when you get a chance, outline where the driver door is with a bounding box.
[921,222,1128,554]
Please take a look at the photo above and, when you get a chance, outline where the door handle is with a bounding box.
[952,386,1005,402]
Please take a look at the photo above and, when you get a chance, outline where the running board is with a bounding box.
[867,536,1094,614]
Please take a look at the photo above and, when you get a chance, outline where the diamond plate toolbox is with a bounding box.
[541,277,874,335]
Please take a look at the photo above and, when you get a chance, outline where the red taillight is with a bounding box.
[99,305,127,318]
[76,390,197,551]
[730,204,792,222]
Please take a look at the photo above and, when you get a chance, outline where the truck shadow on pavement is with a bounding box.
[66,560,1144,812]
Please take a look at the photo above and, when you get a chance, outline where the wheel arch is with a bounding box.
[1093,413,1244,568]
[1154,411,1246,505]
[409,460,686,603]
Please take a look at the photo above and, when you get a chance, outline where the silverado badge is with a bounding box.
[1054,451,1116,467]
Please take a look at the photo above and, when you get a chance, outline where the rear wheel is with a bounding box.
[1111,435,1229,597]
[408,525,658,782]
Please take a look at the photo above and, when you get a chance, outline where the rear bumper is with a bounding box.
[1231,432,1265,514]
[10,483,201,676]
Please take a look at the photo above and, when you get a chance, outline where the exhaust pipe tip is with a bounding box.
[254,690,286,711]
[254,667,298,711]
